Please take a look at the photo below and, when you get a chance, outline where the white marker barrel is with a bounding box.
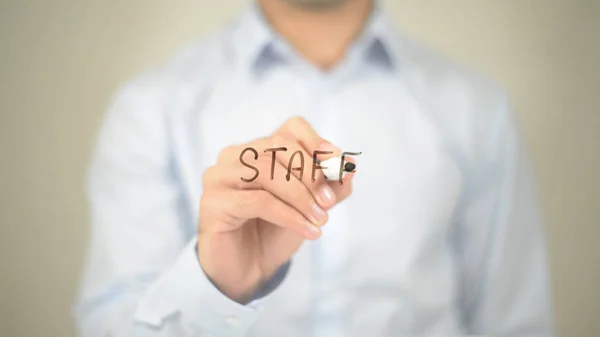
[319,157,356,181]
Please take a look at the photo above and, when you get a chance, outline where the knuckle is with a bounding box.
[225,144,239,155]
[201,166,217,185]
[217,145,237,163]
[269,134,287,147]
[288,116,308,129]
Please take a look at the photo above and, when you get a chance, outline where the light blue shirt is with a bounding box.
[75,3,554,336]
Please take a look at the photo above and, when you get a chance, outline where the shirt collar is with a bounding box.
[355,5,397,70]
[230,1,399,75]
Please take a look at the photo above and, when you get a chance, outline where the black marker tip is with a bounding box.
[344,162,356,172]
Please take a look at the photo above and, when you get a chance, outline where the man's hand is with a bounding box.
[197,117,354,303]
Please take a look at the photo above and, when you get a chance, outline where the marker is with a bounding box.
[319,157,356,181]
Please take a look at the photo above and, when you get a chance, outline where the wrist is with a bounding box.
[196,239,263,303]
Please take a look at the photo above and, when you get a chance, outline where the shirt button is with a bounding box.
[225,315,242,327]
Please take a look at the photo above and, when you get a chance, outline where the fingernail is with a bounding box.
[311,203,328,225]
[305,221,322,239]
[318,185,335,206]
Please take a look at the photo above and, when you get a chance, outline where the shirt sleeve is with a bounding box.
[452,93,555,336]
[74,79,287,337]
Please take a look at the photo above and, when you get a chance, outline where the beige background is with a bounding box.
[0,0,598,336]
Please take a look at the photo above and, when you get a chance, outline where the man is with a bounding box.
[75,0,554,336]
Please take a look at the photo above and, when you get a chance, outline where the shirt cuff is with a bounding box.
[133,237,268,335]
[196,244,291,308]
[247,259,290,307]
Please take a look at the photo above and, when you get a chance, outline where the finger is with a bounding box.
[212,157,329,227]
[269,138,337,210]
[264,131,338,209]
[214,134,339,209]
[201,189,322,240]
[329,173,354,203]
[277,117,341,158]
[216,144,245,165]
[231,135,338,209]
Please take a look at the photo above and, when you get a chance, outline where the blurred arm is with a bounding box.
[74,81,272,337]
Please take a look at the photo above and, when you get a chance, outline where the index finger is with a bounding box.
[276,116,341,157]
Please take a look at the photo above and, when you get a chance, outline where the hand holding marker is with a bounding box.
[198,116,360,303]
